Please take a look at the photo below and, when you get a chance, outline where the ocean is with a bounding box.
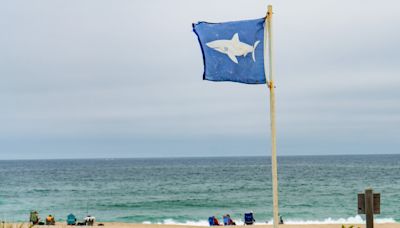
[0,155,399,225]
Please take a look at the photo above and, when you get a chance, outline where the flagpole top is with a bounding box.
[267,5,273,19]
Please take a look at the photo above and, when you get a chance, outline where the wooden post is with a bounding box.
[266,5,279,228]
[365,188,374,228]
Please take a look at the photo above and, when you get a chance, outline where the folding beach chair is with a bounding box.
[85,215,95,226]
[244,213,255,225]
[208,216,215,226]
[208,216,220,226]
[67,214,77,225]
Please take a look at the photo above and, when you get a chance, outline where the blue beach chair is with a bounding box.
[244,212,255,225]
[208,217,215,226]
[208,216,220,226]
[67,213,77,225]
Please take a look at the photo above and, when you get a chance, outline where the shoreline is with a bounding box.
[5,223,400,228]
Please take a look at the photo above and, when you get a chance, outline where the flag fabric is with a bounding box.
[193,18,266,84]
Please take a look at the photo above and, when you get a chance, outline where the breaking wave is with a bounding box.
[266,215,397,225]
[142,215,397,226]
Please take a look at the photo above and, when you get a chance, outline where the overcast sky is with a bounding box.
[1,0,399,159]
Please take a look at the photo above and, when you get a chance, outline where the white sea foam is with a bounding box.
[159,219,210,226]
[142,216,397,226]
[266,215,397,225]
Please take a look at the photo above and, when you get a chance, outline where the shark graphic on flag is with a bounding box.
[206,33,260,64]
[193,18,266,84]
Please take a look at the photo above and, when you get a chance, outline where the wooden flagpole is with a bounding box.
[266,5,279,228]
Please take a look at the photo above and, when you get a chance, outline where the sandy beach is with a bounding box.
[100,224,400,228]
[5,224,400,228]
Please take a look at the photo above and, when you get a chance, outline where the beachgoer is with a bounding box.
[226,214,236,225]
[29,211,40,225]
[213,216,221,226]
[45,214,55,225]
[222,214,236,225]
[279,215,284,224]
[223,215,229,225]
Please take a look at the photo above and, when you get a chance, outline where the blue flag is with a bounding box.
[193,18,266,84]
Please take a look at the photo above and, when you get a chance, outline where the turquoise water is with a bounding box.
[0,155,399,224]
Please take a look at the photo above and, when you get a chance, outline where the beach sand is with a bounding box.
[101,224,400,228]
[6,223,400,228]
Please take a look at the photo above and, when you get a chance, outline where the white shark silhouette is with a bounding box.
[206,33,260,64]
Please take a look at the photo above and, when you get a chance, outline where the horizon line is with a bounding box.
[0,153,399,161]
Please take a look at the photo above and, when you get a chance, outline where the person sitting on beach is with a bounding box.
[29,211,40,225]
[223,215,229,225]
[85,215,95,226]
[279,215,284,224]
[213,216,221,226]
[223,214,236,226]
[45,214,55,225]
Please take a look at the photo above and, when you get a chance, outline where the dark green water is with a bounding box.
[0,155,399,225]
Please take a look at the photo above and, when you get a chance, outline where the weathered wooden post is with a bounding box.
[365,188,374,228]
[358,188,380,228]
